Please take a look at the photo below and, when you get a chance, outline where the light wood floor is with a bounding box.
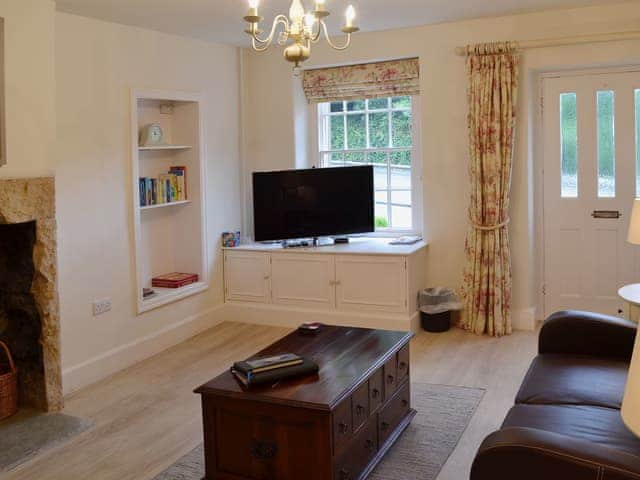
[5,322,538,480]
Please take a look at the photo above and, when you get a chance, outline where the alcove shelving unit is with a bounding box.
[131,89,208,314]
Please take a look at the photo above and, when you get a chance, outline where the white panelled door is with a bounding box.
[543,70,640,318]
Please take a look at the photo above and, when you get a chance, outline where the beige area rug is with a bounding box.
[0,409,92,472]
[154,383,485,480]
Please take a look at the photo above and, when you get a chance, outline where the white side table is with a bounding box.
[618,284,640,323]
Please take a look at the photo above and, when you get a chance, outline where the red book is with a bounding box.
[151,272,198,289]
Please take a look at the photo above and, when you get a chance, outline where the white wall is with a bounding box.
[242,2,640,328]
[55,12,241,393]
[0,0,56,177]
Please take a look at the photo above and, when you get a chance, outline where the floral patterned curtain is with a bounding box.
[461,42,520,337]
[302,58,420,104]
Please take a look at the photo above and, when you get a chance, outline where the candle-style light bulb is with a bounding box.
[304,13,316,28]
[247,0,259,18]
[345,5,356,28]
[289,0,305,23]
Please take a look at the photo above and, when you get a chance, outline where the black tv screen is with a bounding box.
[253,166,374,242]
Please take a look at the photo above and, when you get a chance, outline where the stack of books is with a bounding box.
[151,272,199,289]
[139,166,187,207]
[231,353,319,388]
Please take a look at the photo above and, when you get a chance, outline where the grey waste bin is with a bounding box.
[419,288,462,333]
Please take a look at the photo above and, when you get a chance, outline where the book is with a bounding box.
[231,358,319,388]
[139,167,188,207]
[233,353,303,375]
[151,272,199,289]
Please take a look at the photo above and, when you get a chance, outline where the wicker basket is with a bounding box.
[0,341,18,420]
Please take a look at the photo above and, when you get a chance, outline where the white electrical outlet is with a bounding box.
[93,298,112,316]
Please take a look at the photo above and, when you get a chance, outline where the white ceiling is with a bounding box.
[56,0,629,46]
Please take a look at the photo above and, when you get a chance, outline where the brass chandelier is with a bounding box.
[243,0,359,71]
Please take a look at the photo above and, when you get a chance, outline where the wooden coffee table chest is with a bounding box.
[194,326,415,480]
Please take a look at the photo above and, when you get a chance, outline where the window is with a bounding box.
[560,92,578,198]
[597,90,615,198]
[317,96,419,232]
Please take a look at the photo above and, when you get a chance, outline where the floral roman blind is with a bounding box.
[302,58,420,104]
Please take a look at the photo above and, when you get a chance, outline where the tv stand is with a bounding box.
[222,238,428,332]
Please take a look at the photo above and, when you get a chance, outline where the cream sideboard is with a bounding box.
[223,238,427,331]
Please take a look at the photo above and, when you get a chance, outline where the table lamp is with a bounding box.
[622,199,640,435]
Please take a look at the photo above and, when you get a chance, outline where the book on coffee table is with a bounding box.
[233,353,303,376]
[231,358,318,388]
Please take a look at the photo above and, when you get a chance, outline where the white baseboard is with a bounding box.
[221,302,417,332]
[513,307,537,331]
[62,304,225,396]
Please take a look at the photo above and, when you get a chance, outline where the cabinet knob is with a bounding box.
[381,421,390,431]
[399,361,407,370]
[401,399,408,407]
[387,374,395,384]
[371,388,380,399]
[338,422,349,434]
[365,439,374,451]
[356,405,365,415]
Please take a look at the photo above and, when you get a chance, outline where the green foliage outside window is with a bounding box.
[329,97,413,165]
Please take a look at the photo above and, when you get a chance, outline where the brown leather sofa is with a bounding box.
[471,310,640,480]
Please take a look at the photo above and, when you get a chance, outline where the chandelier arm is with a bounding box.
[320,21,352,51]
[311,19,323,43]
[251,14,289,46]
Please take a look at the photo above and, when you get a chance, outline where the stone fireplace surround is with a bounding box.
[0,177,62,412]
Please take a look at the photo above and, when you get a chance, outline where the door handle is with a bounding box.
[592,210,621,219]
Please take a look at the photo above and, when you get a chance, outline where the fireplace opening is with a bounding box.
[0,220,46,410]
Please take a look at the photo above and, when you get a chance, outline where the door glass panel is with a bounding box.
[597,90,615,198]
[636,89,640,196]
[560,93,578,198]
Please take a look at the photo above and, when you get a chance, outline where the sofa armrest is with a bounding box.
[471,427,640,480]
[539,310,636,361]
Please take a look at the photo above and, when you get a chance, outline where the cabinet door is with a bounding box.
[224,251,270,303]
[271,254,335,309]
[335,255,407,313]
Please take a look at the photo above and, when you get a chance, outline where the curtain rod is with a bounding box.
[455,30,640,56]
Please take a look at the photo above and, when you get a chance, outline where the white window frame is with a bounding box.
[309,96,423,236]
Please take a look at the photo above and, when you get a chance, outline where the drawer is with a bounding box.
[352,381,370,433]
[334,416,377,480]
[369,368,384,414]
[333,397,353,453]
[397,344,410,382]
[379,381,411,446]
[384,355,398,400]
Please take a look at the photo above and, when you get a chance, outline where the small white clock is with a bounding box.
[139,123,165,146]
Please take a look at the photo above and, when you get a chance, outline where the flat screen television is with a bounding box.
[253,166,374,242]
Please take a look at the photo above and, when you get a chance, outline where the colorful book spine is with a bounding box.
[139,167,188,207]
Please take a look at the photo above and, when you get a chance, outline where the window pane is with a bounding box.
[560,93,578,198]
[636,89,640,196]
[346,114,366,149]
[597,91,615,198]
[345,152,365,165]
[367,151,387,165]
[390,151,411,188]
[392,111,412,147]
[330,115,344,150]
[368,112,389,148]
[347,100,365,111]
[328,153,344,167]
[375,190,389,229]
[391,191,412,229]
[330,101,344,113]
[368,98,388,110]
[392,96,411,109]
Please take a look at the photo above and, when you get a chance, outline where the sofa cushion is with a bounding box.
[515,354,628,409]
[502,404,640,457]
